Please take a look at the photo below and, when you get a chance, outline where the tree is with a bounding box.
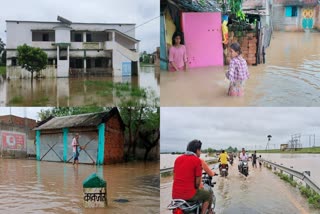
[17,44,48,80]
[0,38,4,56]
[207,148,214,154]
[1,50,6,65]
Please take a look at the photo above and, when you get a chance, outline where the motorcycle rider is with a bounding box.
[238,148,249,172]
[172,140,213,214]
[218,150,229,172]
[228,152,234,165]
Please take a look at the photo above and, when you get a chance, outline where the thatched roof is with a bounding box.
[34,107,124,130]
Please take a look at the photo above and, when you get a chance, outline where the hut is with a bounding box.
[33,107,125,165]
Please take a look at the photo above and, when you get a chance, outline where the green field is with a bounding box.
[249,147,320,154]
[0,66,5,75]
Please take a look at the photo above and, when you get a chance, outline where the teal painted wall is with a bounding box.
[97,123,105,165]
[36,130,41,161]
[63,128,69,162]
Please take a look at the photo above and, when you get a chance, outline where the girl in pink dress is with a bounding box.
[168,32,188,72]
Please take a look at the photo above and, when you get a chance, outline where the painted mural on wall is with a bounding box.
[302,8,314,29]
[1,131,26,151]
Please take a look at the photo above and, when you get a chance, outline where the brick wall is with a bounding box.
[226,31,257,65]
[104,114,124,164]
[0,115,37,129]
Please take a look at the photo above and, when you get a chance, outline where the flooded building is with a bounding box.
[5,16,140,78]
[0,115,37,158]
[34,107,125,165]
[272,0,319,31]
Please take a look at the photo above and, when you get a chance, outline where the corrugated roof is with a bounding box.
[163,0,221,12]
[34,108,123,130]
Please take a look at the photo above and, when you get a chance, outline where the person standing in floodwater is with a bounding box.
[252,151,257,168]
[168,31,188,72]
[72,133,84,165]
[226,43,249,96]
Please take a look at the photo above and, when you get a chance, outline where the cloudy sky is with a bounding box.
[0,107,52,120]
[161,107,320,152]
[0,0,159,53]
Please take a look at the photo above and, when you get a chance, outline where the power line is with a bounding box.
[124,16,160,33]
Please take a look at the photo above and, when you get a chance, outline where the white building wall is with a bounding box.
[55,26,71,43]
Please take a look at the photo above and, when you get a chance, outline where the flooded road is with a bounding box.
[0,159,159,214]
[0,66,159,107]
[160,32,320,106]
[161,159,318,214]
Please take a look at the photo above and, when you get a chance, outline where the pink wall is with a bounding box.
[182,12,223,68]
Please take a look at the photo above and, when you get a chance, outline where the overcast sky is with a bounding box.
[160,107,320,152]
[0,0,159,53]
[0,107,52,120]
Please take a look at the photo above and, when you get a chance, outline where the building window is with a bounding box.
[75,33,82,42]
[12,58,17,66]
[86,33,92,42]
[285,6,298,17]
[95,58,102,67]
[42,33,49,41]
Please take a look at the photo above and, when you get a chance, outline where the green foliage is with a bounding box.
[0,66,6,75]
[299,186,320,208]
[1,50,6,66]
[38,106,109,121]
[0,38,5,55]
[9,96,24,105]
[17,44,48,79]
[161,171,173,177]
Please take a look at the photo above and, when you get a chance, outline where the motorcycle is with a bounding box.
[229,158,234,166]
[168,172,218,214]
[239,160,249,177]
[219,164,228,177]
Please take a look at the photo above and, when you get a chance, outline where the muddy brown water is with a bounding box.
[161,159,318,214]
[160,32,320,106]
[0,66,159,107]
[0,159,159,214]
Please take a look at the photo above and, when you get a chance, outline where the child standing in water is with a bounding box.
[168,31,188,72]
[226,43,249,96]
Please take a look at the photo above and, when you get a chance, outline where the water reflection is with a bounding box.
[0,159,159,214]
[0,67,159,106]
[161,32,320,106]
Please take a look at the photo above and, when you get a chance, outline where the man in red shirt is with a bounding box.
[172,140,212,214]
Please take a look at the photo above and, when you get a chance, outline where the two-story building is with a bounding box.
[6,16,140,78]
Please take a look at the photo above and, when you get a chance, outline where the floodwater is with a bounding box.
[160,154,215,169]
[0,66,159,107]
[262,153,320,186]
[160,159,319,214]
[0,159,159,214]
[160,32,320,106]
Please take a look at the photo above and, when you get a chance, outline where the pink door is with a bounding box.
[182,12,223,68]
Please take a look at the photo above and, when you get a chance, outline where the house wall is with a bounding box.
[315,6,320,29]
[104,115,124,164]
[115,32,136,50]
[6,21,135,49]
[39,129,98,164]
[0,117,36,157]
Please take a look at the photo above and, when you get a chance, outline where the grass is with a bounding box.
[9,96,24,104]
[251,147,320,154]
[274,171,320,208]
[32,96,50,106]
[161,171,173,177]
[140,62,155,67]
[0,66,6,75]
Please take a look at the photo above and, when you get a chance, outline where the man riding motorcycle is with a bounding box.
[218,150,229,176]
[238,148,249,174]
[172,140,213,214]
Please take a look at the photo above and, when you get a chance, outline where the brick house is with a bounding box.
[0,115,37,157]
[34,107,125,164]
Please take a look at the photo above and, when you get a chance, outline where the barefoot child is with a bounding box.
[226,43,249,96]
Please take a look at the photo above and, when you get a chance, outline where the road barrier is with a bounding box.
[263,159,320,195]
